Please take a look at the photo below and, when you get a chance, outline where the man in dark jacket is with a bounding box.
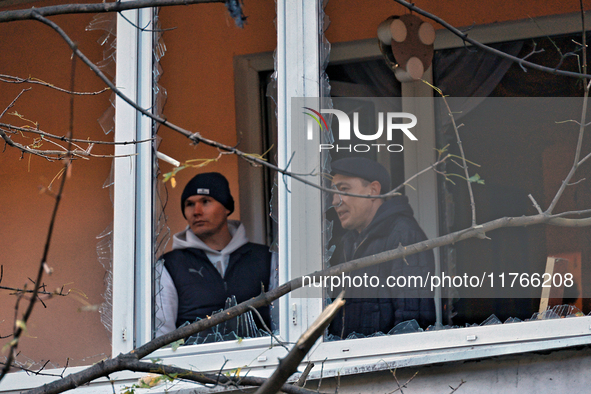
[328,158,435,338]
[155,172,271,338]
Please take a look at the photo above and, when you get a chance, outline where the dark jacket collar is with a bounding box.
[344,195,415,244]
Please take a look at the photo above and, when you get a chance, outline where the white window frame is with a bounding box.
[147,0,325,373]
[110,0,303,379]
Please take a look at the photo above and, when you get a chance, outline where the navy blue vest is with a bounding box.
[163,243,272,329]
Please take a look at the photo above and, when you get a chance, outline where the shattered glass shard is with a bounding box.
[551,304,582,318]
[528,309,561,321]
[346,332,369,340]
[503,317,522,324]
[388,319,423,335]
[425,323,453,331]
[85,13,117,46]
[480,314,502,326]
[182,296,270,346]
[98,105,115,135]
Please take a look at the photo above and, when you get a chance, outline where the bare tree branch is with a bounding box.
[248,305,290,352]
[448,379,466,393]
[387,370,418,394]
[0,0,225,24]
[0,359,70,379]
[546,78,590,213]
[0,134,138,160]
[1,1,590,392]
[22,198,591,392]
[390,0,591,80]
[0,74,110,96]
[117,361,322,394]
[0,123,153,146]
[295,362,315,387]
[389,154,449,195]
[255,293,345,394]
[528,194,544,214]
[28,5,591,209]
[0,88,30,120]
[545,4,590,213]
[437,93,478,227]
[0,284,69,297]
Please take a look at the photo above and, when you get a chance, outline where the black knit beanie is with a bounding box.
[181,172,235,217]
[330,157,391,192]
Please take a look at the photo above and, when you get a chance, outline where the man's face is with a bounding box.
[332,174,382,233]
[184,195,230,241]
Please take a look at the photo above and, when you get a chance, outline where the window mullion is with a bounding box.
[112,7,140,355]
[134,6,155,348]
[277,0,324,343]
[400,68,441,325]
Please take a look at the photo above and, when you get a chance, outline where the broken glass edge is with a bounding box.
[324,304,588,341]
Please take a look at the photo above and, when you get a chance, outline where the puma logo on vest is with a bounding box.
[188,267,205,277]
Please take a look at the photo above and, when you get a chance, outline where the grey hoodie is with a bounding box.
[155,221,249,337]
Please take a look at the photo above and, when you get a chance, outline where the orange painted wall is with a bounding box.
[1,0,586,372]
[0,1,114,368]
[156,1,277,235]
[324,0,589,44]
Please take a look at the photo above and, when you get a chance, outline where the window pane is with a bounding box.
[434,34,591,326]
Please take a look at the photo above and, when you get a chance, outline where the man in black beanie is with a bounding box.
[155,172,272,338]
[328,157,435,338]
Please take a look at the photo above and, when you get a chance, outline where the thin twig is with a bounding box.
[295,362,315,387]
[546,0,591,211]
[0,361,66,378]
[0,123,154,145]
[0,89,30,120]
[546,79,591,212]
[117,11,177,33]
[392,370,404,394]
[449,379,466,393]
[528,194,543,214]
[0,284,68,297]
[317,358,328,392]
[429,87,478,227]
[0,134,139,160]
[334,372,340,394]
[578,150,591,166]
[115,360,321,394]
[387,370,419,394]
[247,305,290,351]
[0,74,110,95]
[389,154,449,194]
[518,41,545,72]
